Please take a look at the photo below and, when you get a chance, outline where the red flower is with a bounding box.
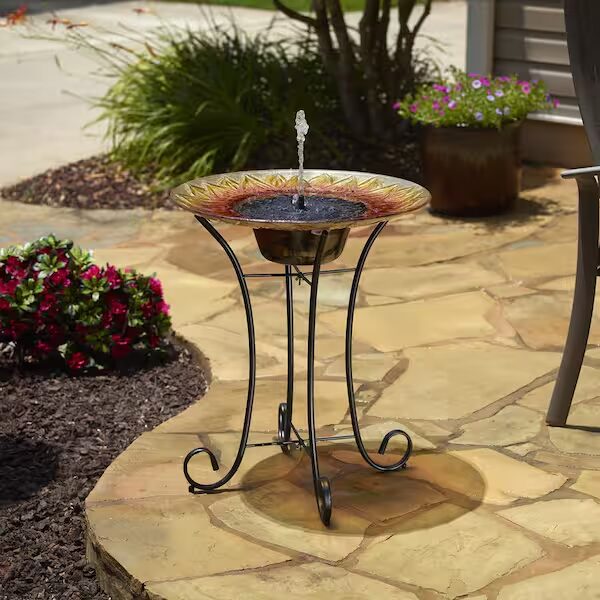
[149,277,162,296]
[7,269,27,281]
[35,340,54,354]
[66,351,87,372]
[5,256,27,280]
[40,293,58,313]
[111,334,132,359]
[82,265,101,280]
[141,301,153,319]
[0,297,10,311]
[108,297,127,316]
[155,300,170,316]
[148,334,160,348]
[48,268,70,288]
[104,265,121,289]
[0,280,18,295]
[5,256,21,271]
[100,311,112,328]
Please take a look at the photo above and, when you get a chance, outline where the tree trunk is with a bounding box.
[275,0,433,143]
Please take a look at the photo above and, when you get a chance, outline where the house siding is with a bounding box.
[493,0,580,124]
[466,0,590,167]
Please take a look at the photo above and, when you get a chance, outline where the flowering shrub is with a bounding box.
[396,69,558,129]
[0,236,171,373]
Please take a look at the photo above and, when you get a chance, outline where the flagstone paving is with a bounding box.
[5,168,600,598]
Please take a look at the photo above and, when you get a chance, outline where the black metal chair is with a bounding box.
[546,0,600,426]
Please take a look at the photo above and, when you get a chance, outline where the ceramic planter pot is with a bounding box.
[421,122,522,216]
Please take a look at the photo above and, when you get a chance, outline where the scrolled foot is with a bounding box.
[376,429,413,470]
[316,476,332,526]
[183,447,220,492]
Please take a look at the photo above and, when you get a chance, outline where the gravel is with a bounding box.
[235,195,367,222]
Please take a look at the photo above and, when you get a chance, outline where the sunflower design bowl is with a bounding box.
[171,169,430,265]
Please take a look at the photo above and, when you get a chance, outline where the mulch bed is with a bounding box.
[0,343,207,599]
[0,156,172,211]
[0,141,422,212]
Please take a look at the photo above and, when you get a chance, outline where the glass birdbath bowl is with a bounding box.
[171,169,430,526]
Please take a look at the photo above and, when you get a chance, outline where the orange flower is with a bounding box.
[1,4,28,27]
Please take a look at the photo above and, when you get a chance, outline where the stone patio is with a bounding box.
[5,167,600,599]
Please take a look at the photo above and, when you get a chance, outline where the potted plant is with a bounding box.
[396,70,558,216]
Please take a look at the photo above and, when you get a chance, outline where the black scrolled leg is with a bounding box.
[307,231,333,526]
[278,265,295,454]
[183,217,415,524]
[183,216,257,492]
[345,222,412,470]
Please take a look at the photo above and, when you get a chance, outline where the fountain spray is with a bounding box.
[293,110,309,210]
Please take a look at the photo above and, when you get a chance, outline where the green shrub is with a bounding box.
[97,26,339,185]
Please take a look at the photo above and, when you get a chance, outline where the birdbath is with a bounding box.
[171,168,430,526]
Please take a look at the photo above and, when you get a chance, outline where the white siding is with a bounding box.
[493,0,580,124]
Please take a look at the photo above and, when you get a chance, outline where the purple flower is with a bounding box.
[481,77,491,87]
[472,79,483,89]
[496,108,503,115]
[443,95,451,104]
[521,83,531,95]
[409,103,418,113]
[392,101,401,110]
[432,101,440,110]
[433,84,449,93]
[455,83,463,91]
[475,111,484,121]
[553,98,561,108]
[448,100,457,110]
[495,89,504,97]
[497,76,511,83]
[487,94,496,102]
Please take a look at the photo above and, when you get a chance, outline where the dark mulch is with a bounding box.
[0,134,422,212]
[0,344,207,600]
[0,155,171,211]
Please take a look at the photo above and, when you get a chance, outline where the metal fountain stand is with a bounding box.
[171,169,430,526]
